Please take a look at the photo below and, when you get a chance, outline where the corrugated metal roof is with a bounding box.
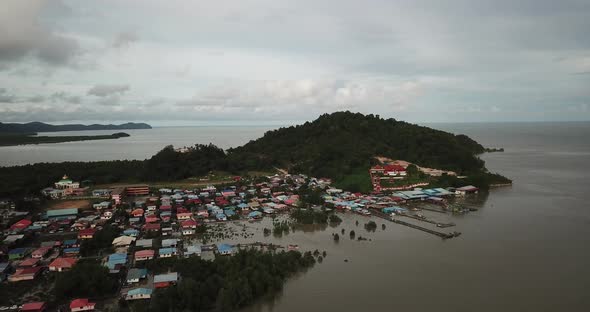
[154,272,178,283]
[47,208,78,217]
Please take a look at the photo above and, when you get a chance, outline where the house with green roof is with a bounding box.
[46,208,78,221]
[126,288,153,300]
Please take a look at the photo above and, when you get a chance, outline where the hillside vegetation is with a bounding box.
[0,112,510,197]
[227,112,486,176]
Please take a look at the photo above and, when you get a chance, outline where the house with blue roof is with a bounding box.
[161,239,178,248]
[8,247,29,260]
[217,243,234,255]
[184,245,202,258]
[215,213,227,221]
[106,253,127,272]
[383,206,407,214]
[159,247,177,258]
[123,229,139,237]
[247,211,262,219]
[126,268,148,284]
[63,239,79,247]
[237,203,249,210]
[63,247,80,257]
[126,287,153,300]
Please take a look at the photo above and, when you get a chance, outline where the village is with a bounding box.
[0,163,480,312]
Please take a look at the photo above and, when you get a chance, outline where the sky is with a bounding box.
[1,0,589,125]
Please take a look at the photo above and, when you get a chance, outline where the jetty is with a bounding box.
[370,209,461,239]
[398,212,455,228]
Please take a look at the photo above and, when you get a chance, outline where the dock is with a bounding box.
[370,209,461,239]
[398,213,455,228]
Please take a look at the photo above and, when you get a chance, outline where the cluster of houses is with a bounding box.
[1,170,479,310]
[323,185,479,216]
[369,164,409,192]
[0,173,316,310]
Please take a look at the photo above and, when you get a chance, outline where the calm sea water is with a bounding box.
[1,122,589,311]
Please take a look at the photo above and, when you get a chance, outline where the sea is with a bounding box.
[1,122,589,311]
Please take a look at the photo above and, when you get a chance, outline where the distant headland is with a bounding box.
[0,121,152,133]
[0,132,131,147]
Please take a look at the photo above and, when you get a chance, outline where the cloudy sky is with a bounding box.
[1,0,589,125]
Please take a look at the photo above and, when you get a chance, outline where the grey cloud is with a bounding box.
[143,98,166,107]
[95,95,122,106]
[0,0,80,66]
[113,32,139,48]
[87,84,130,97]
[28,95,46,103]
[37,34,80,65]
[0,94,16,103]
[50,92,81,104]
[0,88,16,103]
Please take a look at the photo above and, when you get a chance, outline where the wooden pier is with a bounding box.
[370,209,461,239]
[398,213,455,228]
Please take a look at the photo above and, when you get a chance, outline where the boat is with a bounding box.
[287,244,299,250]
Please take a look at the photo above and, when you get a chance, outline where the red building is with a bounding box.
[70,298,96,312]
[369,164,408,192]
[10,219,32,231]
[78,228,96,240]
[49,257,78,272]
[21,302,47,312]
[126,185,149,196]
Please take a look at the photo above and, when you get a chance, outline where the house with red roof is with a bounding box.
[131,208,144,217]
[176,212,192,220]
[10,219,32,231]
[21,302,47,312]
[31,246,52,258]
[145,215,159,223]
[70,298,95,312]
[181,219,197,229]
[18,257,41,268]
[8,266,43,282]
[78,228,96,239]
[49,257,78,272]
[134,249,155,261]
[383,164,407,176]
[143,223,160,232]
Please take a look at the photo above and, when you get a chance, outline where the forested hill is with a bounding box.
[0,121,151,133]
[0,112,510,197]
[227,111,486,178]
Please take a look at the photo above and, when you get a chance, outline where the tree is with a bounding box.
[54,261,117,301]
[406,164,419,177]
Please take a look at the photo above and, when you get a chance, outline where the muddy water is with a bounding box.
[235,122,590,312]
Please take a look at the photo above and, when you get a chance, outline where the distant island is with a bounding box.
[0,121,151,133]
[0,111,511,197]
[0,132,130,147]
